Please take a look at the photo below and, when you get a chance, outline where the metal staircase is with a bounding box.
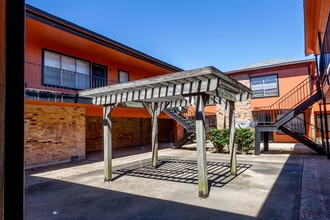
[163,108,195,131]
[163,108,195,148]
[164,100,226,148]
[254,75,326,154]
[280,116,325,154]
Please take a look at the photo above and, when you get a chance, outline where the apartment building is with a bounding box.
[24,4,185,168]
[303,0,330,158]
[222,58,316,142]
[24,0,330,169]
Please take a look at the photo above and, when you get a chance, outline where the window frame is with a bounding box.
[316,114,330,131]
[118,69,129,83]
[205,115,217,129]
[250,74,279,99]
[91,63,108,88]
[42,49,91,90]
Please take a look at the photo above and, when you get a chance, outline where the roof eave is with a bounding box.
[225,58,315,75]
[303,0,330,56]
[25,4,183,73]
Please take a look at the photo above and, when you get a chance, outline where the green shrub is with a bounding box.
[235,128,254,153]
[207,128,229,153]
[207,128,255,154]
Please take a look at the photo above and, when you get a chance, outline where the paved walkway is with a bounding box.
[25,143,330,220]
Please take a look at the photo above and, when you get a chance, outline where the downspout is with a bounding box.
[317,32,330,158]
[316,55,326,149]
[308,64,316,140]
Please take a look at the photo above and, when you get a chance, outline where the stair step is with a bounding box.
[280,126,326,155]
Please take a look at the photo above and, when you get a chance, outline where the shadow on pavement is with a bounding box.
[257,143,329,219]
[113,158,252,188]
[25,143,329,219]
[25,178,252,220]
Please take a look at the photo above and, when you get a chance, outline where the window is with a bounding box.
[119,70,129,83]
[205,115,217,129]
[316,114,330,131]
[253,112,272,125]
[43,50,90,90]
[250,74,278,98]
[92,64,107,88]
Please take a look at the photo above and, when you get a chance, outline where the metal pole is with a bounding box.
[263,132,269,151]
[322,97,330,159]
[319,104,325,149]
[254,127,261,155]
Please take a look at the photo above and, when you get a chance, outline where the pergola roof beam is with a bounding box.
[79,66,252,199]
[81,67,251,106]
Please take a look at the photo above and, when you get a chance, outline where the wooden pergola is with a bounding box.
[80,66,252,198]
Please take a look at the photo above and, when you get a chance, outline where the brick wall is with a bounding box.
[24,104,85,168]
[86,117,173,151]
[217,74,253,128]
[85,116,103,151]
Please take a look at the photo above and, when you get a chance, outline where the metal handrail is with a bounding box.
[254,75,318,124]
[282,115,322,144]
[25,61,118,92]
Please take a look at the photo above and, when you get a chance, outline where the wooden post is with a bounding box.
[103,105,115,182]
[143,102,168,168]
[151,111,159,167]
[195,94,209,198]
[228,101,237,175]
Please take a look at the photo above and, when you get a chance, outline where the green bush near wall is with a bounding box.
[235,128,255,153]
[207,128,229,153]
[207,128,255,154]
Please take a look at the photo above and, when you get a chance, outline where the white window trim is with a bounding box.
[43,50,90,90]
[250,74,279,98]
[119,70,129,83]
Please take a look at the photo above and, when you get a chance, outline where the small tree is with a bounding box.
[235,128,254,154]
[207,128,230,153]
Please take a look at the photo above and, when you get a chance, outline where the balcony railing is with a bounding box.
[319,13,330,84]
[253,75,317,125]
[25,62,118,93]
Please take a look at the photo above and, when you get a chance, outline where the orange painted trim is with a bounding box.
[25,99,91,108]
[303,0,330,56]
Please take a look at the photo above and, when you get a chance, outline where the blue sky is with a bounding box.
[26,0,309,72]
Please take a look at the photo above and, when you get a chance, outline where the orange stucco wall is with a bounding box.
[253,65,311,143]
[248,66,311,109]
[25,17,174,93]
[25,13,319,145]
[25,16,177,119]
[229,61,315,143]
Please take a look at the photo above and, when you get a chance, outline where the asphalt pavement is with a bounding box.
[25,143,330,220]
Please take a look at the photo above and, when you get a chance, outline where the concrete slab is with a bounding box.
[25,143,330,220]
